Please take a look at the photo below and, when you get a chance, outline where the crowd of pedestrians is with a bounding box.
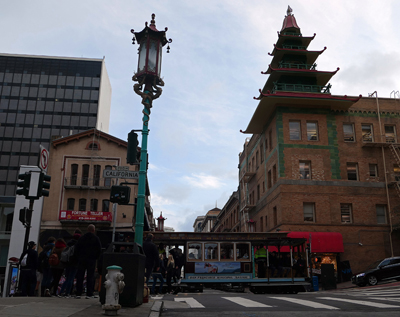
[18,225,102,298]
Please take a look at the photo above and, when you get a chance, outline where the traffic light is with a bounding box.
[16,173,31,197]
[127,130,139,165]
[38,172,51,197]
[110,185,131,205]
[19,207,32,227]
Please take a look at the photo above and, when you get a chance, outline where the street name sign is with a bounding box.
[103,170,139,179]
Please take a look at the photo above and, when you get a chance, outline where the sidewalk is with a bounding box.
[0,296,158,317]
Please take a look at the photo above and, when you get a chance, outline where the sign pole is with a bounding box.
[111,178,119,243]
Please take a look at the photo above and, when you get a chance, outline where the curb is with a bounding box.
[149,300,163,317]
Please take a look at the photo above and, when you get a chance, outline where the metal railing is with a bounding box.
[282,44,306,50]
[278,62,317,70]
[283,32,302,36]
[272,82,331,94]
[64,177,116,188]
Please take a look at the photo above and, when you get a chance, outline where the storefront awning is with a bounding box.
[288,232,344,253]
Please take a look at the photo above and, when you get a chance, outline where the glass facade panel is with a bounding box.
[48,75,57,85]
[57,76,66,85]
[75,77,83,86]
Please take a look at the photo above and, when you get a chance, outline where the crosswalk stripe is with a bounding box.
[368,297,400,303]
[222,297,271,308]
[269,297,339,310]
[318,297,400,308]
[174,297,205,308]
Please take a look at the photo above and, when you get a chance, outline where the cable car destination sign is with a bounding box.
[103,166,138,179]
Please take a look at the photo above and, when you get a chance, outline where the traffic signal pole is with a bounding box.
[134,105,150,246]
[22,199,34,252]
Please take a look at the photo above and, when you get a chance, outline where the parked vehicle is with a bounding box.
[352,256,400,286]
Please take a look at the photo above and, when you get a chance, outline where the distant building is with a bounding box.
[200,208,221,232]
[0,54,111,289]
[193,215,205,232]
[213,190,239,232]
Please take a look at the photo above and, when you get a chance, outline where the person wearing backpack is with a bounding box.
[39,237,55,297]
[19,241,38,296]
[48,238,66,296]
[59,232,81,297]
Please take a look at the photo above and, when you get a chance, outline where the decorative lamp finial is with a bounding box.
[287,5,293,16]
[150,13,156,27]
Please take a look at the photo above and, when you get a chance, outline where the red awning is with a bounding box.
[287,232,344,253]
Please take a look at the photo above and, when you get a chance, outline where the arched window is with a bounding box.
[88,142,98,150]
[79,199,86,211]
[71,164,78,185]
[90,199,98,211]
[67,198,75,211]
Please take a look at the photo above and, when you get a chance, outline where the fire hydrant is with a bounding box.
[102,265,125,316]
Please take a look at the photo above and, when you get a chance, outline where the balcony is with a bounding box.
[272,82,331,94]
[283,32,302,36]
[278,62,317,70]
[64,177,117,189]
[282,44,307,50]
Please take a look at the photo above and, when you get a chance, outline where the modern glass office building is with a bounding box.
[0,54,111,278]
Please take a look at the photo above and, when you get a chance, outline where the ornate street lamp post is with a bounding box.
[131,14,171,245]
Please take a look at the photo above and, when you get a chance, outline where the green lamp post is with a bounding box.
[131,14,171,245]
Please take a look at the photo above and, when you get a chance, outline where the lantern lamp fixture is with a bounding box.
[131,14,172,110]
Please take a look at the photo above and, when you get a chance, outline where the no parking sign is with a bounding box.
[39,145,49,172]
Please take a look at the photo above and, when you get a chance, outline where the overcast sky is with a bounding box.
[2,1,400,232]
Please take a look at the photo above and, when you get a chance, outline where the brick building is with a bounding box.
[213,190,240,233]
[236,9,400,274]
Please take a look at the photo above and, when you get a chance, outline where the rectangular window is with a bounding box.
[273,164,277,183]
[303,203,315,222]
[343,123,355,142]
[289,121,301,140]
[265,139,268,152]
[67,198,75,211]
[220,243,234,260]
[385,125,397,143]
[369,164,378,177]
[236,243,250,261]
[299,161,311,179]
[90,199,98,211]
[79,198,86,211]
[188,243,202,261]
[205,243,218,260]
[376,205,387,224]
[362,124,374,142]
[102,200,110,212]
[267,170,272,189]
[306,122,318,141]
[257,184,260,201]
[93,165,101,186]
[273,206,277,226]
[260,143,264,162]
[82,164,89,186]
[347,163,358,181]
[262,181,265,193]
[269,130,273,150]
[260,217,263,232]
[340,204,352,223]
[256,151,259,168]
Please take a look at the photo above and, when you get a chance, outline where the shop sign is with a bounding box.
[59,210,112,222]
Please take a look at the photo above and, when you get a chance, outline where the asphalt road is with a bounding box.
[158,284,400,317]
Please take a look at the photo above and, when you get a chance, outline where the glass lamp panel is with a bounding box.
[138,42,147,72]
[157,42,162,77]
[147,40,157,73]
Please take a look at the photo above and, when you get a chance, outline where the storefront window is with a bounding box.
[311,253,338,275]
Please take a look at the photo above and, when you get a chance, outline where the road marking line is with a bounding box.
[222,297,272,308]
[174,297,205,308]
[368,297,400,303]
[269,297,339,310]
[318,297,400,308]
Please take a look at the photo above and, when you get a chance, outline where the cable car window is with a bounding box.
[205,243,218,260]
[220,243,234,260]
[187,243,202,261]
[236,243,250,261]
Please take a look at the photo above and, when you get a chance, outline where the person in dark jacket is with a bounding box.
[165,254,176,294]
[59,232,81,297]
[49,238,67,296]
[151,254,165,295]
[19,241,38,296]
[143,233,159,284]
[39,237,55,297]
[74,224,102,298]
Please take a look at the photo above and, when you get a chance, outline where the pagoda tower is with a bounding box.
[242,6,361,134]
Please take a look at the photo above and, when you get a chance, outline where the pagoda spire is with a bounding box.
[281,5,300,33]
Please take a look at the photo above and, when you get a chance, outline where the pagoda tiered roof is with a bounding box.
[240,7,362,134]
